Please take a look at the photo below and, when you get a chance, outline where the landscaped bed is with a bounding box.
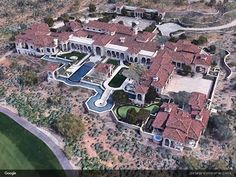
[117,103,160,119]
[0,113,62,170]
[59,51,86,60]
[106,59,120,67]
[108,68,127,88]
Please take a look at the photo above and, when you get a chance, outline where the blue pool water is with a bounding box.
[69,62,94,82]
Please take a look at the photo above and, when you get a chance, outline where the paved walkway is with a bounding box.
[0,106,73,170]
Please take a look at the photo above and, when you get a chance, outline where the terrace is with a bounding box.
[164,73,213,98]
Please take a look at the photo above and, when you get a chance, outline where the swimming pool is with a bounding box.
[69,62,94,82]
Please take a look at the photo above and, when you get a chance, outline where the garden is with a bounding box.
[59,51,86,61]
[106,59,120,67]
[115,103,161,126]
[108,68,127,88]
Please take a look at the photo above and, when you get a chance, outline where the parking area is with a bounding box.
[111,16,155,31]
[164,74,213,97]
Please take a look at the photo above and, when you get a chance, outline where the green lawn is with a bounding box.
[108,68,127,88]
[117,104,160,119]
[0,113,62,171]
[106,59,120,67]
[59,51,86,60]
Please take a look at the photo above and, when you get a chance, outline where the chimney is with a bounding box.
[164,107,172,113]
[161,44,164,50]
[120,37,125,43]
[53,38,58,46]
[132,25,139,35]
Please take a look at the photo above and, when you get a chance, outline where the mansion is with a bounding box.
[15,20,212,103]
[15,19,214,152]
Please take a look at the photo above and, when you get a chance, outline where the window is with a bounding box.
[137,94,142,101]
[47,48,50,53]
[164,139,169,146]
[141,57,146,63]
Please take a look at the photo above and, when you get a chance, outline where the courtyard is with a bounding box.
[111,16,155,31]
[164,73,213,97]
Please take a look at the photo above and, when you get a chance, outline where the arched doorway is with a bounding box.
[96,47,101,55]
[107,50,111,57]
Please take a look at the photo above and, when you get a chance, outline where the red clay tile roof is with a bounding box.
[140,49,174,88]
[193,54,212,66]
[93,34,114,46]
[152,112,169,129]
[163,128,187,144]
[175,40,201,54]
[153,93,210,144]
[135,84,149,94]
[57,32,71,42]
[15,23,55,48]
[136,32,156,43]
[73,30,88,37]
[188,92,207,111]
[68,21,82,31]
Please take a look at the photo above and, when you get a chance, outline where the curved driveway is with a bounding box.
[157,19,236,36]
[184,19,236,31]
[0,106,73,170]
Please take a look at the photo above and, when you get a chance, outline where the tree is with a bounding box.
[112,90,129,105]
[145,86,158,103]
[44,17,54,27]
[54,113,85,140]
[122,64,146,82]
[171,91,191,108]
[182,65,192,73]
[59,13,70,23]
[89,3,96,12]
[198,35,208,45]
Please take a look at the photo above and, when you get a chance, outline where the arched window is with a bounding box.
[71,43,76,49]
[63,44,67,51]
[116,52,120,58]
[147,58,151,64]
[112,51,116,57]
[130,57,133,62]
[134,57,138,63]
[141,57,146,64]
[120,53,125,59]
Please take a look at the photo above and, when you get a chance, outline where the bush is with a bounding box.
[44,17,54,27]
[89,3,96,12]
[145,86,158,103]
[53,113,85,140]
[126,108,150,125]
[112,90,129,105]
[206,114,232,141]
